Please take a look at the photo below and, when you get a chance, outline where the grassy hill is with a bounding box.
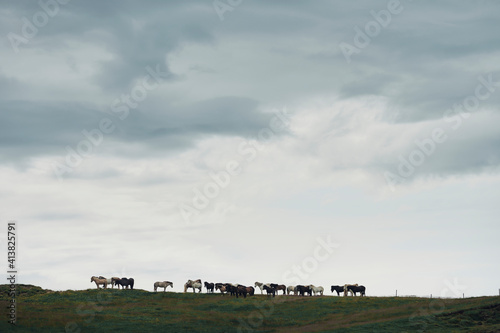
[1,284,499,332]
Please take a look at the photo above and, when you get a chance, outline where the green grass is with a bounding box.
[0,285,499,332]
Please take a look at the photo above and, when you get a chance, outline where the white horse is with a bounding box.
[99,276,120,289]
[91,276,107,289]
[287,285,297,295]
[255,282,271,294]
[309,285,324,296]
[154,281,173,292]
[184,279,202,293]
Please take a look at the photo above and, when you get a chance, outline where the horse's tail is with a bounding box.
[130,278,134,290]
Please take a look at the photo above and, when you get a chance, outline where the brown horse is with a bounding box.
[275,284,286,295]
[245,286,255,296]
[90,276,107,289]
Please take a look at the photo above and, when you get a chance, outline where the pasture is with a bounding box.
[1,284,499,332]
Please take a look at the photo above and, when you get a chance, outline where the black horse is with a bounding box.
[263,285,275,297]
[225,284,238,296]
[297,285,312,296]
[331,285,344,296]
[116,277,134,290]
[346,285,366,296]
[204,282,215,293]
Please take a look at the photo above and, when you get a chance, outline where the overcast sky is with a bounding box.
[1,0,499,297]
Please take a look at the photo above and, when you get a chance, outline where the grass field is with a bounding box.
[1,284,499,332]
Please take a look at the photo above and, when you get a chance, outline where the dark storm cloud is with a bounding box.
[0,96,271,161]
[105,96,272,151]
[3,0,215,92]
[333,1,500,121]
[2,0,499,178]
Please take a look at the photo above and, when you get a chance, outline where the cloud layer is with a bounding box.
[1,1,499,297]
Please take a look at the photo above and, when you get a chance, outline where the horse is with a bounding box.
[204,282,215,293]
[116,277,134,289]
[255,282,270,294]
[296,285,312,296]
[110,277,120,289]
[154,281,173,292]
[236,285,248,298]
[98,276,113,288]
[272,284,286,295]
[215,283,226,294]
[91,276,107,289]
[263,285,275,297]
[287,285,297,295]
[331,285,344,296]
[309,285,324,296]
[245,286,255,296]
[343,284,358,296]
[184,279,202,293]
[345,284,366,296]
[216,284,227,295]
[99,276,120,289]
[226,284,238,296]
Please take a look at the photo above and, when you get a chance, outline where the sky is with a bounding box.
[0,0,499,297]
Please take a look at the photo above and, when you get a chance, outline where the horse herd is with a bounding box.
[90,276,134,289]
[90,276,365,298]
[183,280,366,298]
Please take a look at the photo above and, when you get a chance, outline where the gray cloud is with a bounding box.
[2,0,499,175]
[1,1,499,296]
